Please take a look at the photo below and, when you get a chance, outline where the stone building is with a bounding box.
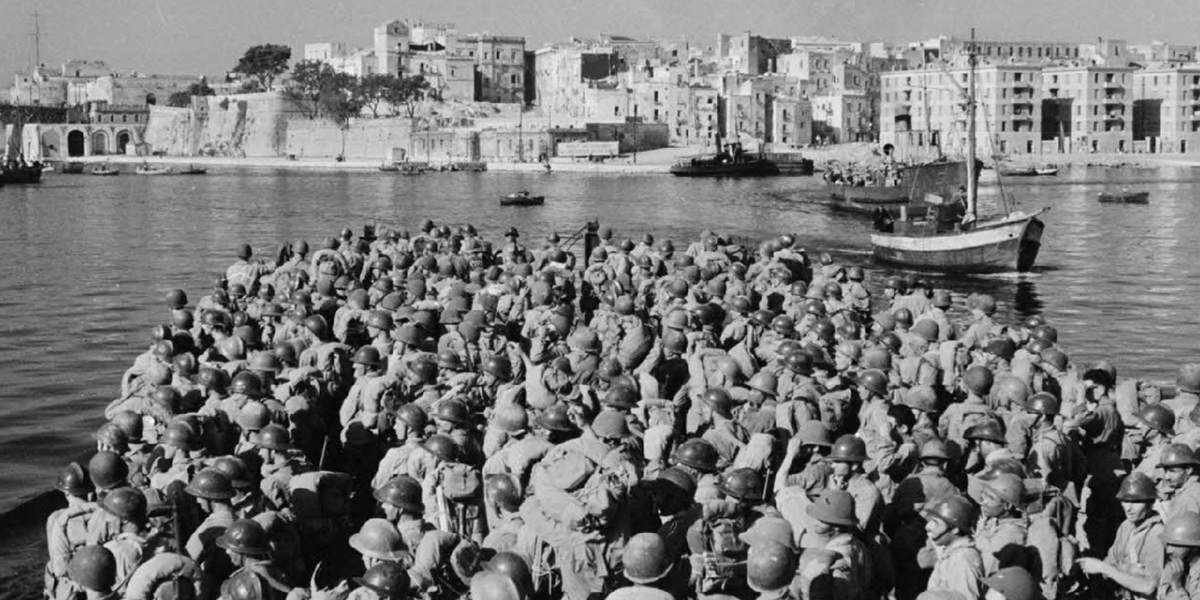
[1132,66,1200,153]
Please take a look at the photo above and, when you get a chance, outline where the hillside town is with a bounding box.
[3,20,1200,164]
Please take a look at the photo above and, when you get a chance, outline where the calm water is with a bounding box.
[0,164,1198,582]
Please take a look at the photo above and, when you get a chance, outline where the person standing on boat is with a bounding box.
[937,187,969,234]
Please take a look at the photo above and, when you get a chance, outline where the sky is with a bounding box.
[2,0,1198,81]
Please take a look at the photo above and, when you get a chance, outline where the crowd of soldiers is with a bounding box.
[43,219,1200,600]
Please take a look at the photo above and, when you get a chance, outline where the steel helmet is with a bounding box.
[95,423,130,453]
[829,434,868,463]
[750,310,775,328]
[980,473,1025,507]
[663,309,691,332]
[702,388,734,418]
[394,324,424,347]
[1026,392,1061,417]
[110,410,144,444]
[884,276,908,293]
[534,404,578,433]
[857,369,889,397]
[1115,471,1158,502]
[68,545,117,593]
[367,311,394,331]
[877,332,902,355]
[166,288,189,310]
[986,339,1018,361]
[797,421,834,447]
[729,296,752,313]
[861,347,892,371]
[356,562,410,600]
[484,474,522,512]
[972,294,997,316]
[812,319,837,343]
[747,539,798,593]
[218,518,272,557]
[622,533,673,584]
[612,296,635,317]
[100,486,148,522]
[715,356,741,381]
[984,567,1041,600]
[771,314,796,335]
[923,494,977,534]
[483,355,513,381]
[186,468,236,501]
[1031,324,1058,344]
[891,308,913,328]
[933,289,952,308]
[1163,513,1200,547]
[903,385,940,414]
[748,371,778,397]
[963,365,995,396]
[847,265,865,281]
[55,461,93,496]
[393,403,429,433]
[911,320,940,342]
[965,421,1006,445]
[1160,444,1200,469]
[919,440,953,461]
[304,315,330,339]
[491,404,529,434]
[873,312,896,333]
[469,572,522,600]
[406,360,438,386]
[424,435,460,463]
[592,409,631,439]
[806,488,857,527]
[254,424,293,451]
[375,475,424,513]
[434,400,471,426]
[718,468,764,501]
[150,387,182,416]
[236,401,272,432]
[655,467,698,500]
[1178,364,1200,394]
[231,371,264,398]
[836,340,863,361]
[602,385,640,409]
[211,456,254,490]
[782,352,812,377]
[1137,403,1176,436]
[88,451,128,490]
[352,346,383,369]
[1039,348,1069,372]
[666,279,689,299]
[672,438,720,473]
[160,421,199,451]
[484,552,533,598]
[995,376,1031,408]
[197,367,231,392]
[350,518,407,561]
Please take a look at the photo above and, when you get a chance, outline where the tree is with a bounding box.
[233,44,292,91]
[167,81,216,108]
[358,73,395,118]
[319,74,367,158]
[286,60,338,119]
[382,74,431,119]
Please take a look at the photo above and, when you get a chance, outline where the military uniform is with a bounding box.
[1105,514,1164,600]
[44,502,95,600]
[975,515,1029,575]
[926,536,985,600]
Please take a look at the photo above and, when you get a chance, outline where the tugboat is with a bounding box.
[669,138,779,177]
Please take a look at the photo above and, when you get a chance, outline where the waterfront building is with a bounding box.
[303,43,378,77]
[9,61,198,108]
[1132,66,1200,154]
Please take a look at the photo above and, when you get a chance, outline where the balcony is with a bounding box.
[1012,81,1033,91]
[1103,81,1123,90]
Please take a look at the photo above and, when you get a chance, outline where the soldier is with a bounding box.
[1159,444,1200,524]
[606,533,679,600]
[687,468,762,598]
[46,462,97,600]
[374,475,431,554]
[1132,404,1176,481]
[255,424,310,511]
[921,495,985,600]
[218,519,298,599]
[1076,471,1162,600]
[481,474,524,552]
[184,468,238,590]
[940,365,998,446]
[804,489,872,600]
[66,545,118,600]
[982,567,1042,600]
[827,435,883,535]
[972,474,1029,576]
[349,561,410,600]
[698,388,749,470]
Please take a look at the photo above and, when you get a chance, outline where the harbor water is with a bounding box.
[0,164,1198,592]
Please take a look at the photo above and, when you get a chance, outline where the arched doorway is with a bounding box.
[116,131,131,155]
[92,131,109,155]
[146,93,157,106]
[41,130,62,159]
[67,130,85,157]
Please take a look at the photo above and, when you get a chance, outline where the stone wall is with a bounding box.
[285,119,413,160]
[143,92,303,157]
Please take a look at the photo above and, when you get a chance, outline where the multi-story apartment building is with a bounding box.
[1133,66,1200,153]
[1042,65,1134,153]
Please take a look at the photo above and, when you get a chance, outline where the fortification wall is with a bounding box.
[285,119,413,160]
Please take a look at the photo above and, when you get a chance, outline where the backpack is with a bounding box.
[698,516,748,594]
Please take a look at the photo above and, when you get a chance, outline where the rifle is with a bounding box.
[436,484,453,532]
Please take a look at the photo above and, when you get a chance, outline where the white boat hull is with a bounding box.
[870,211,1046,273]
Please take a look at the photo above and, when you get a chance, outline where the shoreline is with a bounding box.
[56,148,1200,175]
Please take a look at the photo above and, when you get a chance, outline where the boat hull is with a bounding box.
[826,160,973,214]
[500,195,545,206]
[0,166,44,184]
[1098,192,1148,204]
[871,212,1046,273]
[669,161,780,177]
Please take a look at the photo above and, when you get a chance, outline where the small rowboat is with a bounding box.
[60,162,85,174]
[178,166,207,175]
[136,164,175,175]
[1034,167,1058,176]
[1097,191,1149,204]
[90,166,120,176]
[500,192,545,206]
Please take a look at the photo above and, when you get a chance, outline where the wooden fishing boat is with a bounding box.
[136,164,175,175]
[500,192,545,206]
[825,159,975,215]
[0,163,44,184]
[1097,191,1149,204]
[999,166,1039,177]
[178,166,207,175]
[869,29,1049,275]
[1035,167,1058,176]
[90,165,120,176]
[59,162,85,174]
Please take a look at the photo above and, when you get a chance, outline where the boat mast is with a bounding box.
[966,28,978,221]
